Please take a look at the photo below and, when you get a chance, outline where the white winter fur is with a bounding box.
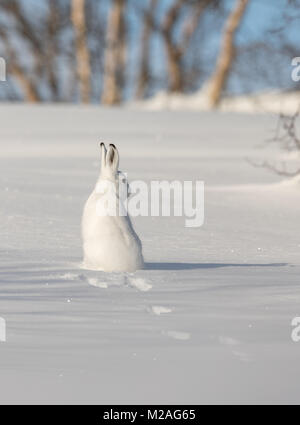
[82,143,144,272]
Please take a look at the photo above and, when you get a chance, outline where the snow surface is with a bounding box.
[1,104,300,404]
[134,89,300,115]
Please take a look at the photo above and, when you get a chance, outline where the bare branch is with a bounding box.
[248,110,300,178]
[247,158,300,177]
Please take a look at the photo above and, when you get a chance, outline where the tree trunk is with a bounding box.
[46,0,59,101]
[10,62,40,102]
[207,0,250,107]
[136,0,157,99]
[71,0,91,103]
[162,0,186,93]
[161,0,209,93]
[102,0,126,105]
[165,39,183,92]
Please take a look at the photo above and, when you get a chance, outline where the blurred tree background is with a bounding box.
[0,0,299,105]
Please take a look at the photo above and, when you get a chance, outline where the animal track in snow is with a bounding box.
[164,331,191,341]
[83,274,152,292]
[150,306,172,315]
[86,277,108,289]
[85,274,124,289]
[59,273,81,280]
[218,336,251,362]
[218,336,239,346]
[127,277,152,292]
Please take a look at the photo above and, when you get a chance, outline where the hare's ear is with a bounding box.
[100,142,107,170]
[106,144,119,171]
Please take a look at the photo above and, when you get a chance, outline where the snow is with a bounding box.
[134,89,300,115]
[1,104,300,404]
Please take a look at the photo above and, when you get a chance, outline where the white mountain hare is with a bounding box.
[82,143,144,272]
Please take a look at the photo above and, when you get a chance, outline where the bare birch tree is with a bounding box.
[71,0,91,103]
[162,0,212,93]
[102,0,127,105]
[0,0,69,102]
[207,0,250,107]
[44,0,61,101]
[136,0,158,99]
[162,0,186,92]
[3,40,41,102]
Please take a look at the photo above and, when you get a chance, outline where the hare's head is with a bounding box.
[98,142,129,198]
